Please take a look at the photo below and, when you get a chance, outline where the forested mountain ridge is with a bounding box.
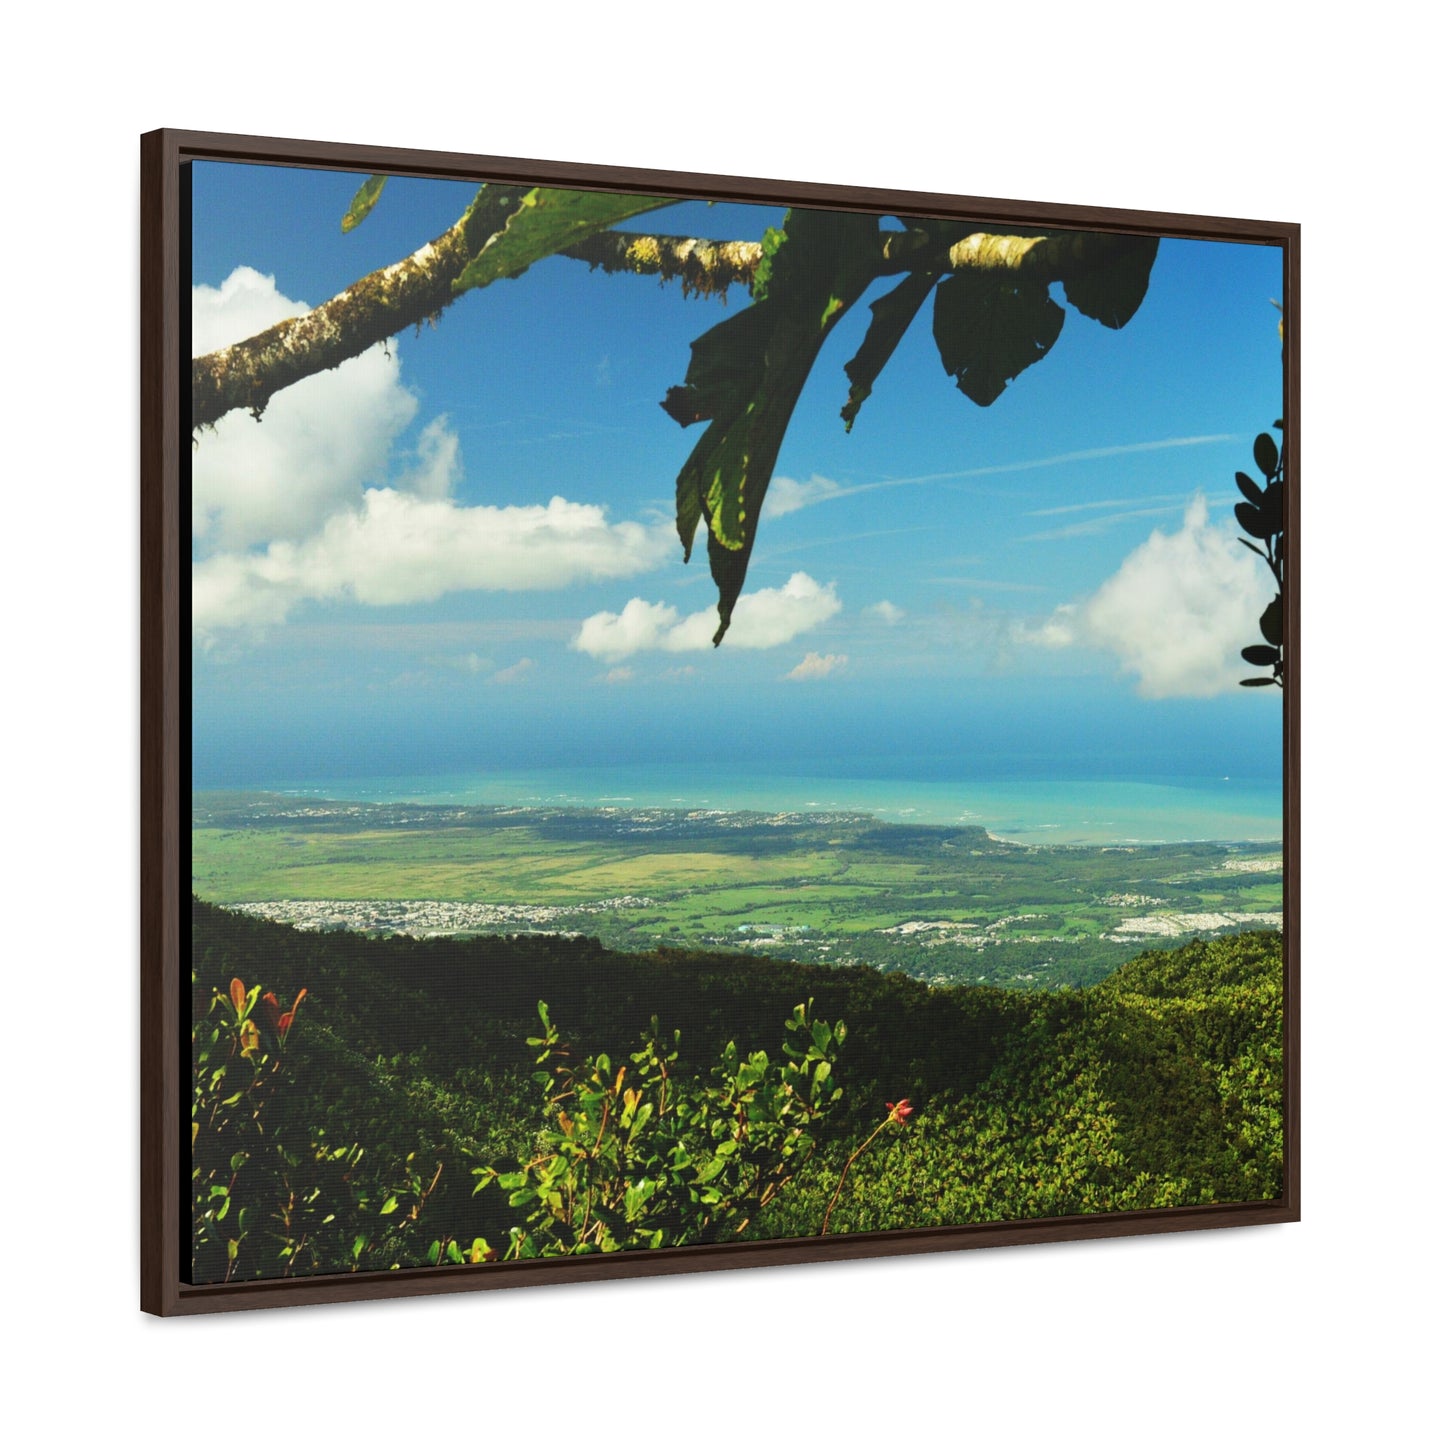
[191,899,1282,1280]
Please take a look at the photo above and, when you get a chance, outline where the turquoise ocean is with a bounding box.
[225,766,1282,847]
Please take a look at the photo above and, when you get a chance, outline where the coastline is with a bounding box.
[192,766,1283,848]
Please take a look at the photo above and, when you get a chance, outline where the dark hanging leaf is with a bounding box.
[1238,538,1270,563]
[840,269,938,432]
[1240,676,1278,687]
[932,272,1065,407]
[1235,471,1264,506]
[341,175,387,233]
[454,189,678,295]
[1253,431,1280,479]
[1260,481,1284,535]
[666,209,881,641]
[664,303,777,460]
[1259,596,1284,646]
[1242,645,1280,666]
[1274,419,1284,430]
[660,386,709,426]
[1060,235,1159,329]
[1235,501,1272,539]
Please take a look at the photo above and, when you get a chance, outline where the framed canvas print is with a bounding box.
[141,129,1299,1315]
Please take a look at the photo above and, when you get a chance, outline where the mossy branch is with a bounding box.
[192,213,1147,431]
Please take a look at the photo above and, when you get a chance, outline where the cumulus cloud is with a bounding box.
[191,268,675,644]
[193,490,675,638]
[193,268,420,551]
[603,667,635,685]
[573,572,842,661]
[864,600,905,624]
[1017,496,1273,698]
[786,651,848,680]
[761,475,842,518]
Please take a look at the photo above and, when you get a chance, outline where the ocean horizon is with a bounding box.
[196,764,1282,847]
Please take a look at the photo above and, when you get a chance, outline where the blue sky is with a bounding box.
[190,163,1283,788]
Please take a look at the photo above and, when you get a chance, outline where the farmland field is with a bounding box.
[193,792,1282,989]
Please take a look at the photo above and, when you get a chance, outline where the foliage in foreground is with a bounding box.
[190,900,1283,1281]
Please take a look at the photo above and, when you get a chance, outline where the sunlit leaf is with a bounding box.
[454,189,678,295]
[667,209,881,640]
[340,175,387,233]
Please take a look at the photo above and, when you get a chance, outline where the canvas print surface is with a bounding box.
[188,162,1285,1283]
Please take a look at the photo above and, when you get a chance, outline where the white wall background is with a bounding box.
[5,4,1437,1438]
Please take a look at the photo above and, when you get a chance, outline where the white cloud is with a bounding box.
[1017,496,1273,698]
[864,600,905,624]
[573,572,842,660]
[191,268,675,644]
[488,658,535,685]
[193,268,420,551]
[786,651,848,680]
[761,474,842,518]
[602,666,635,685]
[193,490,675,638]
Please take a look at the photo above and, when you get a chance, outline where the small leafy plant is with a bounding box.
[191,976,435,1281]
[472,1000,844,1258]
[1236,421,1285,688]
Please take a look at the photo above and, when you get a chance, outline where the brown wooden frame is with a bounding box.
[141,127,1300,1316]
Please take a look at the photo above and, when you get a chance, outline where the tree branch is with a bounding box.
[191,186,525,430]
[557,232,762,298]
[192,216,1144,431]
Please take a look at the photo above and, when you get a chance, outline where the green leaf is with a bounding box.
[751,226,787,301]
[379,1196,399,1216]
[1259,596,1284,646]
[841,269,938,432]
[453,189,678,295]
[1061,235,1159,329]
[341,175,387,233]
[1260,481,1284,535]
[666,209,881,640]
[1235,502,1272,539]
[932,271,1065,406]
[1254,432,1280,479]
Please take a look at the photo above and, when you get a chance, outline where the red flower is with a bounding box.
[885,1098,914,1124]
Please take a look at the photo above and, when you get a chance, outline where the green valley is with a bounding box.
[193,791,1282,989]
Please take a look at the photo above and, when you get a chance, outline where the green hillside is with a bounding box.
[191,899,1283,1282]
